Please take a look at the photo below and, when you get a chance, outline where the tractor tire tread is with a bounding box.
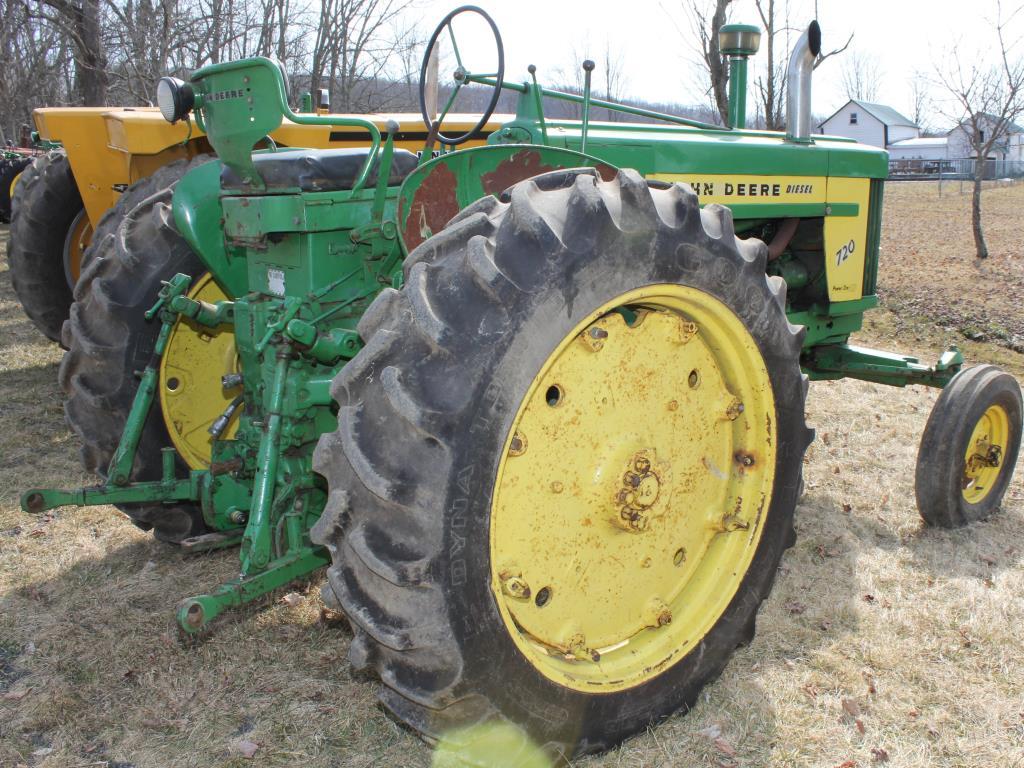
[8,150,81,342]
[312,169,810,756]
[915,363,1023,527]
[60,155,213,542]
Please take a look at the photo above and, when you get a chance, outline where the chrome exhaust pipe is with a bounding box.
[785,20,821,142]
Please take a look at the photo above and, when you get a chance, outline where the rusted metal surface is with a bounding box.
[508,430,527,456]
[498,570,531,600]
[399,160,460,252]
[210,457,244,476]
[615,453,661,532]
[397,145,621,254]
[479,149,558,196]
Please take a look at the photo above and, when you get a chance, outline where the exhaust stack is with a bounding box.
[785,21,821,143]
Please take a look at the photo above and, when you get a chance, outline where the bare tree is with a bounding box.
[811,0,852,71]
[681,0,732,124]
[752,0,787,129]
[553,39,622,121]
[753,0,851,130]
[310,0,416,112]
[601,42,629,120]
[0,0,73,138]
[31,0,109,104]
[841,51,882,102]
[935,2,1024,258]
[908,72,932,133]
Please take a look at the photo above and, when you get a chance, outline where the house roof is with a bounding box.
[818,99,918,129]
[888,137,947,148]
[951,112,1024,134]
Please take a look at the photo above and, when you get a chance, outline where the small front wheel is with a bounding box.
[915,364,1023,527]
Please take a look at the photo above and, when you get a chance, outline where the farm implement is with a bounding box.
[0,147,34,223]
[20,6,1022,759]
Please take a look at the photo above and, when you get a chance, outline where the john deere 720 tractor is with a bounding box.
[21,7,1023,759]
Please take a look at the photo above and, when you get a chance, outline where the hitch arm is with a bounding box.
[22,466,203,515]
[108,273,193,485]
[22,274,198,515]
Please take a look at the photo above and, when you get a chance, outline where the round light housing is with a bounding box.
[719,24,761,56]
[156,77,195,123]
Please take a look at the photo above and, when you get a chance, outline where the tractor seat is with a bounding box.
[221,147,420,192]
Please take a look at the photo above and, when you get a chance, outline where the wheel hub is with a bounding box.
[62,209,93,288]
[962,404,1009,503]
[616,452,661,532]
[489,285,777,692]
[159,273,239,468]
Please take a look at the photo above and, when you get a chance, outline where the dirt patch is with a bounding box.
[0,221,1022,767]
[879,180,1024,351]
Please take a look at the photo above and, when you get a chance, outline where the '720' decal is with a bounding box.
[835,238,856,267]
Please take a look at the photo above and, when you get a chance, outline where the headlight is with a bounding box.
[156,77,195,123]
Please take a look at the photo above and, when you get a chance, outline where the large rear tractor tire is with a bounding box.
[312,169,812,758]
[60,155,218,543]
[916,364,1022,527]
[8,149,84,342]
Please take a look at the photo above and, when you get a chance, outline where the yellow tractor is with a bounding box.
[8,106,502,342]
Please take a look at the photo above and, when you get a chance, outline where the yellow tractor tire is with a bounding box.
[60,155,220,543]
[916,364,1023,527]
[312,169,812,757]
[8,149,83,343]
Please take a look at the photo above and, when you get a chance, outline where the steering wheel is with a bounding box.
[419,5,504,146]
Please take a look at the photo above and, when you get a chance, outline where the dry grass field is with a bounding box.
[1,181,1023,768]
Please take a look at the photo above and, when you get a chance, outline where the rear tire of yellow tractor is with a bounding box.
[312,169,813,758]
[8,149,83,343]
[60,155,215,543]
[916,364,1022,527]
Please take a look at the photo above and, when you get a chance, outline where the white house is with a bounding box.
[817,99,919,149]
[886,136,948,161]
[946,113,1024,161]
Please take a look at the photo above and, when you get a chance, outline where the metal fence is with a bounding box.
[888,157,1024,180]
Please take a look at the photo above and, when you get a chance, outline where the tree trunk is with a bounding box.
[972,168,988,259]
[708,0,731,125]
[74,0,107,104]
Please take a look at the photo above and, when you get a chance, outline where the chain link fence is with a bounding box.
[888,157,1024,180]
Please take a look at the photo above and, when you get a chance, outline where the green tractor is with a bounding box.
[22,7,1022,759]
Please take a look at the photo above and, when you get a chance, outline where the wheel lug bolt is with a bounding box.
[509,431,527,456]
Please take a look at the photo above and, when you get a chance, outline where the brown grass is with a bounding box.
[1,183,1023,768]
[879,180,1024,351]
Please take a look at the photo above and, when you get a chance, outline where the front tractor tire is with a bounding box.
[8,149,85,343]
[60,156,215,543]
[312,169,812,757]
[916,364,1023,528]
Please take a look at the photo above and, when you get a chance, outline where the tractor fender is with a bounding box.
[396,144,618,254]
[172,158,243,299]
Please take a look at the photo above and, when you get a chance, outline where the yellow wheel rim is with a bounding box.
[63,209,93,287]
[159,273,239,468]
[962,404,1009,504]
[10,171,23,205]
[489,284,777,692]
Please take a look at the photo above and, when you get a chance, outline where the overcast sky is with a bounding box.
[412,0,1024,130]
